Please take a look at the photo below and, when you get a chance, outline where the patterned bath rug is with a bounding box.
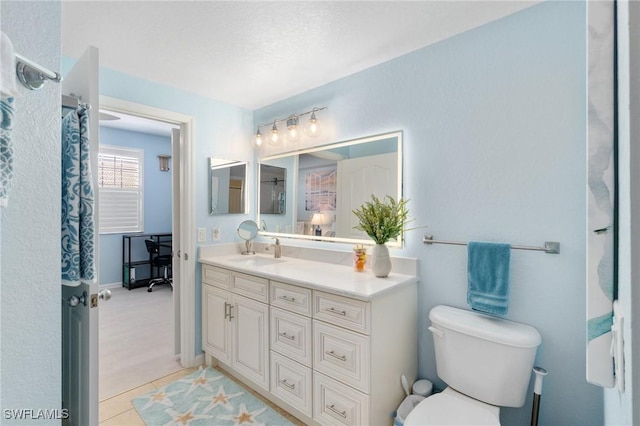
[132,367,295,426]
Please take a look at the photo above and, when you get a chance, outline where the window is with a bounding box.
[98,145,144,234]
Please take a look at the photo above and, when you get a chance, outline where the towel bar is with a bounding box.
[422,235,560,254]
[15,53,62,90]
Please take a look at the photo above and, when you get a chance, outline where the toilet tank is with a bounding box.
[429,305,541,407]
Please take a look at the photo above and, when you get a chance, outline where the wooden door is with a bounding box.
[202,285,232,364]
[335,152,398,239]
[61,46,100,426]
[232,294,269,390]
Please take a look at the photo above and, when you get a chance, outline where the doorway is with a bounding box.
[99,96,195,400]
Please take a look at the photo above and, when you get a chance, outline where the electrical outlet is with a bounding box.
[212,227,220,241]
[197,228,206,242]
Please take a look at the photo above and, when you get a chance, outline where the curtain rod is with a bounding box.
[422,235,560,254]
[15,53,62,90]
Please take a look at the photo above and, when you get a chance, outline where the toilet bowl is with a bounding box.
[404,387,499,426]
[404,305,541,426]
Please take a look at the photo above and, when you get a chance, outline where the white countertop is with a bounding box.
[199,252,417,301]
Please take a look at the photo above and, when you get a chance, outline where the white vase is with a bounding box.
[372,244,392,278]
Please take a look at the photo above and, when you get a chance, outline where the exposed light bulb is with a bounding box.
[286,115,300,143]
[305,110,321,137]
[254,129,263,147]
[269,122,280,145]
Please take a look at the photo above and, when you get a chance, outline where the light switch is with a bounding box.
[197,228,206,242]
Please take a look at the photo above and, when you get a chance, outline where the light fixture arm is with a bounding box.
[254,106,327,132]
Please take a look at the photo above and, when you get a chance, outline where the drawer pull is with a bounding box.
[224,302,230,320]
[326,404,347,418]
[278,295,296,302]
[278,332,295,341]
[228,304,234,321]
[325,350,347,361]
[279,379,295,390]
[325,307,346,316]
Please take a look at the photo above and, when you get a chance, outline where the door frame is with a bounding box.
[99,95,199,367]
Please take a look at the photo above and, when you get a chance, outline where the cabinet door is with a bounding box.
[202,284,231,364]
[232,294,269,390]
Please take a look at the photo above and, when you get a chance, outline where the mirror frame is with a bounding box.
[209,157,248,215]
[257,130,403,247]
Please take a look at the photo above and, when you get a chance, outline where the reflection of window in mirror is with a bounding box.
[209,158,247,215]
[259,164,286,215]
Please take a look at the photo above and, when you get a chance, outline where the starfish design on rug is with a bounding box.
[179,368,223,395]
[163,403,212,426]
[198,385,244,413]
[137,389,182,410]
[217,403,268,426]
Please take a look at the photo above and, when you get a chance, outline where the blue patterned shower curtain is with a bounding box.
[61,107,96,286]
[0,97,15,207]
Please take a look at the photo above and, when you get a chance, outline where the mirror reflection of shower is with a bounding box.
[259,164,286,215]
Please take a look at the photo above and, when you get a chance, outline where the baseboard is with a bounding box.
[101,282,123,289]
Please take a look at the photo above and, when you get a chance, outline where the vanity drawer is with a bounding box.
[313,371,370,426]
[270,351,312,417]
[270,281,312,316]
[231,272,269,302]
[202,265,231,290]
[270,307,312,367]
[314,321,370,393]
[313,291,370,334]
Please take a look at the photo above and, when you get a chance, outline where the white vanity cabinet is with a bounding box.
[202,265,270,391]
[201,258,417,426]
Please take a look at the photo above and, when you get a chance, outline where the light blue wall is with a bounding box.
[98,126,172,286]
[255,2,601,426]
[0,1,62,419]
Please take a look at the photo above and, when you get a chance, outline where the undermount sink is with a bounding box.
[226,256,286,267]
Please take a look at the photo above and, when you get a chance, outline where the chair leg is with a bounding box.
[148,265,171,292]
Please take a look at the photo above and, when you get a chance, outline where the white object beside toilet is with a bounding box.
[404,305,541,426]
[412,379,433,397]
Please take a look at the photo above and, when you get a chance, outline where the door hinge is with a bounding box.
[184,252,189,261]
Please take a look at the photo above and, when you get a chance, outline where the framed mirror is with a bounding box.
[209,157,248,215]
[257,131,402,246]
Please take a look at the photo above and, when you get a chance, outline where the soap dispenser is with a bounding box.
[274,238,282,258]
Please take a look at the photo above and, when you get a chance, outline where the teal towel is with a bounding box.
[61,107,96,285]
[467,241,511,315]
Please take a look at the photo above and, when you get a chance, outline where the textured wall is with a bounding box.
[255,2,602,425]
[0,0,62,420]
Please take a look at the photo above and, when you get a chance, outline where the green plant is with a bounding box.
[352,195,411,244]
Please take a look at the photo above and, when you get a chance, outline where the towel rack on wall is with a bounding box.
[15,53,63,90]
[422,235,560,254]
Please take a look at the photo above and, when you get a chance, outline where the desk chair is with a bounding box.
[144,239,173,292]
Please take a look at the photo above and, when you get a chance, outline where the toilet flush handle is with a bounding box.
[428,326,444,338]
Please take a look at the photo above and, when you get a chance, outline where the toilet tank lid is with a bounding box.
[429,305,541,348]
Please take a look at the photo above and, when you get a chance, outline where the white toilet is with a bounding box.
[404,305,541,426]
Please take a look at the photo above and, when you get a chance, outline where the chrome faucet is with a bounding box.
[273,238,281,258]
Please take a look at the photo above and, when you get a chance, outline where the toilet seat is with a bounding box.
[404,388,500,426]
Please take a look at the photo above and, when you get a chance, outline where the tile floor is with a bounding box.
[99,366,305,425]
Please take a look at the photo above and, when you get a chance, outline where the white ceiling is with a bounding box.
[62,0,538,115]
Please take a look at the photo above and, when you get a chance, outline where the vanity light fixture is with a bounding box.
[252,106,326,148]
[269,121,280,145]
[254,128,263,147]
[286,114,300,143]
[305,108,321,138]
